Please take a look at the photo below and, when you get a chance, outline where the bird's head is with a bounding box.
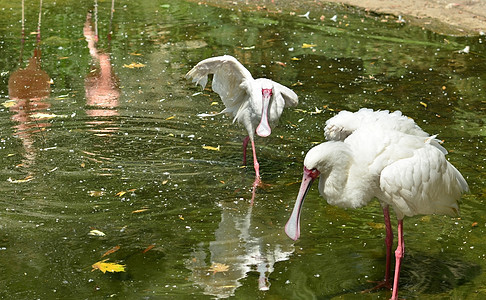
[285,142,350,241]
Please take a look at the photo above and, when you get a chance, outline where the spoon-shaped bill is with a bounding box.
[285,167,319,240]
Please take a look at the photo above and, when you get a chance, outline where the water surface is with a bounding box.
[0,0,484,299]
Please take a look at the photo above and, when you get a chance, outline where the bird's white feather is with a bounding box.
[303,109,467,219]
[186,55,298,138]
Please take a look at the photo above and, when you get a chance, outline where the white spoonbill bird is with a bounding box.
[285,108,468,300]
[186,55,298,180]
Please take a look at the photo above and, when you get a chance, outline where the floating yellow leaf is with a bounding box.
[88,229,106,237]
[210,102,219,106]
[367,222,386,230]
[132,208,148,214]
[101,245,120,258]
[291,57,301,61]
[89,190,104,197]
[30,112,66,119]
[116,191,127,197]
[123,62,146,69]
[129,52,143,56]
[419,101,427,108]
[178,214,184,220]
[2,100,17,108]
[202,145,220,151]
[209,262,230,274]
[91,259,126,273]
[7,175,34,183]
[165,115,176,120]
[302,43,317,49]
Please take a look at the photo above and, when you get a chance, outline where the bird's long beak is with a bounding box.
[285,167,320,241]
[256,88,272,137]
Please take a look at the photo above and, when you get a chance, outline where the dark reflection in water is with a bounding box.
[7,0,50,172]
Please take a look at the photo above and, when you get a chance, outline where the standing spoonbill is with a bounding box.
[285,108,468,300]
[186,55,298,181]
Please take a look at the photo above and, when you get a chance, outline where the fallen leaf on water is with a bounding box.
[123,62,146,69]
[179,214,185,220]
[291,57,301,61]
[275,61,286,67]
[101,245,120,258]
[302,43,317,49]
[88,229,106,237]
[91,259,126,273]
[116,188,136,197]
[202,145,220,151]
[367,222,386,230]
[30,113,57,119]
[89,190,104,197]
[165,115,176,120]
[209,262,230,274]
[2,100,17,108]
[132,209,148,214]
[419,101,428,108]
[7,175,34,183]
[142,244,156,254]
[472,222,479,227]
[129,52,143,56]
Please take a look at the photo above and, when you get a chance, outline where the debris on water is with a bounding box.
[88,229,106,237]
[298,11,310,19]
[458,46,470,54]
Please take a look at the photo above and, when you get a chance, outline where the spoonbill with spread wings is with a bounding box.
[186,55,298,182]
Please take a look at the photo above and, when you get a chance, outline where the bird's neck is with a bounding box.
[320,151,374,208]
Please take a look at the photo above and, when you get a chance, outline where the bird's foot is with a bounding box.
[361,280,392,294]
[250,176,272,205]
[253,176,271,188]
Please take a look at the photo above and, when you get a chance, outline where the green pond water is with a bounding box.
[0,0,485,299]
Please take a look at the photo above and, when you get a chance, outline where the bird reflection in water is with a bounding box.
[8,0,51,172]
[186,200,294,298]
[83,0,119,134]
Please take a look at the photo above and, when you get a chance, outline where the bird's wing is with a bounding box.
[185,55,254,113]
[272,81,298,107]
[324,108,429,141]
[379,144,467,220]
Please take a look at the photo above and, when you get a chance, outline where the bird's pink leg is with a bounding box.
[391,219,404,300]
[242,136,250,165]
[362,205,393,294]
[383,205,393,288]
[250,137,261,179]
